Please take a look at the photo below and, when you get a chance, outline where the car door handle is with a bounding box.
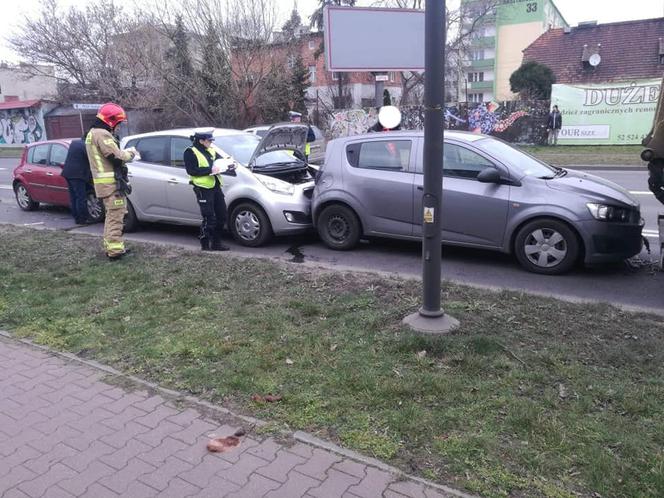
[127,172,133,178]
[168,178,180,185]
[417,186,423,191]
[25,168,32,172]
[46,172,54,176]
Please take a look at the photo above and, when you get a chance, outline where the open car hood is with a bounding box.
[247,123,309,168]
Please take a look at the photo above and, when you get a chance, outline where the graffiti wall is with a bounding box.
[0,107,46,144]
[326,101,551,145]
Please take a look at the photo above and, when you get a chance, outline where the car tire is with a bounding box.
[514,218,580,275]
[86,193,105,223]
[14,183,39,211]
[317,204,361,250]
[123,199,139,233]
[230,202,273,247]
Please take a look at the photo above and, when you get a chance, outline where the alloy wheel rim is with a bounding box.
[524,228,567,268]
[235,211,260,240]
[16,185,30,208]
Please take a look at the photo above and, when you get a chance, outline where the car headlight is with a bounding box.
[586,203,632,222]
[255,174,295,195]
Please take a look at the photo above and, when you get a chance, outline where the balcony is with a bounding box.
[470,36,495,49]
[467,58,495,69]
[469,81,494,91]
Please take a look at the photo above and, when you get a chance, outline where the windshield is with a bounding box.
[213,134,300,167]
[475,137,557,178]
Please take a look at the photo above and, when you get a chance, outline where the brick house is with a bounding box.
[232,31,404,123]
[522,17,664,84]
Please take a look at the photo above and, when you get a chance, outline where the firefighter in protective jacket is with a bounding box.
[85,103,136,260]
[184,131,235,251]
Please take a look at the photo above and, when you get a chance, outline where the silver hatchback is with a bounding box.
[120,125,315,246]
[312,131,644,274]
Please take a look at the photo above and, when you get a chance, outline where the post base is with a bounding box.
[402,311,460,335]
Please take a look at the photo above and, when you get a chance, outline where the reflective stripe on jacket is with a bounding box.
[85,128,133,198]
[188,147,221,189]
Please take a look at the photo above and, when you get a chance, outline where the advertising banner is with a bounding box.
[551,79,661,145]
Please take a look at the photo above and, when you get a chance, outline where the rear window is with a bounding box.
[346,140,411,171]
[29,144,50,165]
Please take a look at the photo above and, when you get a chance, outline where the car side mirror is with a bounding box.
[477,167,502,184]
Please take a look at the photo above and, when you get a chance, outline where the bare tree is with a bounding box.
[9,0,138,102]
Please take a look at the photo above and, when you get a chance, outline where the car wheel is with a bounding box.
[317,204,361,250]
[514,219,579,275]
[86,193,105,223]
[14,183,39,211]
[123,199,139,233]
[230,202,273,247]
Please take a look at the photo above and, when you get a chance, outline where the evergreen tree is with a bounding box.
[256,65,292,123]
[509,61,556,100]
[198,21,236,126]
[282,7,303,38]
[164,15,195,120]
[289,54,310,115]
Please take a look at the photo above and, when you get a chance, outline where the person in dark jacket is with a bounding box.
[547,105,563,146]
[61,138,94,225]
[184,131,235,251]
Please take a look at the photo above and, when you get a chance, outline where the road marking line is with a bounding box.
[629,191,654,195]
[23,222,44,226]
[0,185,12,190]
[0,167,6,171]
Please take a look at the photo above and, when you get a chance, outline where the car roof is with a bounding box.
[121,128,247,143]
[26,138,73,146]
[243,126,270,132]
[329,130,488,144]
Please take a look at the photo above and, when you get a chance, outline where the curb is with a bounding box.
[0,329,479,498]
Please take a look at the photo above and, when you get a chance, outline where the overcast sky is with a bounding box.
[1,0,663,62]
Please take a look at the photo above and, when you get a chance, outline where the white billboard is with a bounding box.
[324,6,425,72]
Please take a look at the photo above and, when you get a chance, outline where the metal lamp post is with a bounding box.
[403,0,459,334]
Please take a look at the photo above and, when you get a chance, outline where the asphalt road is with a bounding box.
[1,158,663,314]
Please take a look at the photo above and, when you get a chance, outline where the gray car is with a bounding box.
[119,125,315,246]
[312,131,644,274]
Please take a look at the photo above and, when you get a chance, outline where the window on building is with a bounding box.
[389,72,396,82]
[471,49,484,61]
[468,72,484,82]
[332,72,342,81]
[468,93,484,103]
[308,40,316,50]
[308,66,316,83]
[287,55,296,69]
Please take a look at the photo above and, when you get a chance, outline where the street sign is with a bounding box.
[73,103,102,110]
[324,6,425,72]
[375,74,389,82]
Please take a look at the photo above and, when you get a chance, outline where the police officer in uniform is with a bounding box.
[85,103,137,260]
[184,131,235,251]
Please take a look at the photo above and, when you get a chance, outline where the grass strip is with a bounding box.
[1,225,662,498]
[519,145,644,167]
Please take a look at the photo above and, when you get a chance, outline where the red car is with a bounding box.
[12,139,104,222]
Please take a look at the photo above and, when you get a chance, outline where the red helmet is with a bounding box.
[96,102,127,128]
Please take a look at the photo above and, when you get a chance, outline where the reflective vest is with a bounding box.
[188,147,221,189]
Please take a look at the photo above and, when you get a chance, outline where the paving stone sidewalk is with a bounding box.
[0,336,467,498]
